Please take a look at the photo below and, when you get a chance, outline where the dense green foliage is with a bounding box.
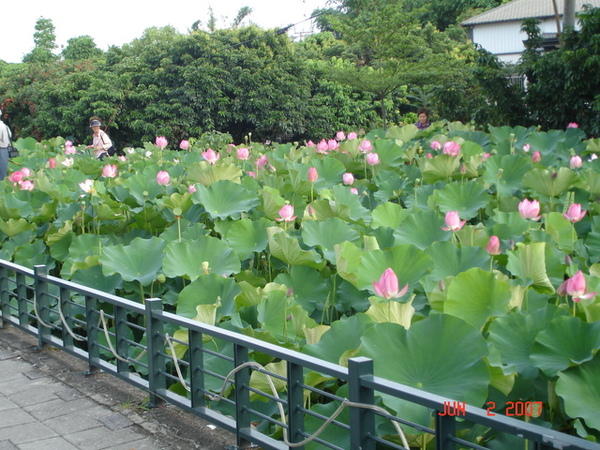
[3,122,600,445]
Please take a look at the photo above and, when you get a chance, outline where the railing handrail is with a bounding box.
[0,260,598,450]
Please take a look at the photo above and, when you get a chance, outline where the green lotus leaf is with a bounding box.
[483,155,532,197]
[159,219,207,243]
[267,228,325,270]
[301,217,361,262]
[71,265,122,293]
[120,169,166,205]
[0,192,35,220]
[159,192,193,215]
[506,242,555,294]
[221,218,270,261]
[530,316,600,377]
[490,210,531,240]
[186,161,242,186]
[250,360,287,401]
[334,241,363,285]
[372,138,404,166]
[303,314,375,364]
[304,402,350,450]
[177,273,241,320]
[274,265,330,316]
[581,168,600,196]
[100,236,166,286]
[309,157,347,188]
[445,268,512,330]
[373,171,409,202]
[260,186,286,221]
[371,202,409,229]
[425,241,490,281]
[358,315,490,425]
[356,244,434,292]
[192,180,260,220]
[0,218,36,237]
[13,240,54,268]
[365,297,415,328]
[522,167,578,198]
[487,306,562,378]
[386,124,419,142]
[163,237,241,281]
[556,354,600,431]
[393,209,450,250]
[545,212,577,253]
[421,154,461,183]
[430,181,492,220]
[256,289,317,342]
[329,185,372,223]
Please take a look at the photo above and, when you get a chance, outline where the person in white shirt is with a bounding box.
[0,110,12,180]
[85,118,112,159]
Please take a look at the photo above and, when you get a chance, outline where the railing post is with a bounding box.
[189,329,205,409]
[114,305,129,373]
[233,344,251,449]
[85,295,100,375]
[349,357,375,450]
[435,410,456,450]
[34,265,51,349]
[60,286,74,349]
[146,298,165,407]
[287,361,305,448]
[0,265,9,327]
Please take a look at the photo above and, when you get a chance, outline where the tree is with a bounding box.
[62,36,104,61]
[523,6,600,136]
[23,18,58,64]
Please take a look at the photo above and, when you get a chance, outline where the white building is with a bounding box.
[461,0,600,64]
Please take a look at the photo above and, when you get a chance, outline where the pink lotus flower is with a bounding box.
[247,171,256,178]
[62,158,74,167]
[145,150,153,158]
[237,147,250,160]
[347,132,358,140]
[179,140,190,150]
[155,136,168,150]
[47,158,56,169]
[518,199,542,221]
[308,167,318,183]
[188,184,197,194]
[8,171,25,183]
[425,153,433,159]
[441,211,466,231]
[372,268,409,300]
[102,164,118,178]
[442,141,461,157]
[523,144,531,152]
[563,203,587,223]
[342,173,354,185]
[21,168,31,177]
[482,153,491,162]
[430,140,442,151]
[202,148,220,165]
[65,143,77,155]
[486,235,501,255]
[276,204,297,222]
[316,139,329,154]
[350,187,359,195]
[532,151,542,163]
[358,139,373,153]
[156,171,170,186]
[336,131,346,141]
[20,180,34,191]
[256,154,268,168]
[328,139,339,151]
[567,122,579,129]
[306,140,315,147]
[570,155,582,169]
[366,152,380,166]
[558,271,596,302]
[118,155,127,162]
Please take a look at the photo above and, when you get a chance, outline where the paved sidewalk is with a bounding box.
[0,327,236,450]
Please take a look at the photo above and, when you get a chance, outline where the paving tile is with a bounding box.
[43,413,104,435]
[0,440,18,450]
[18,436,78,450]
[0,408,36,429]
[109,439,163,450]
[0,421,58,445]
[64,426,145,450]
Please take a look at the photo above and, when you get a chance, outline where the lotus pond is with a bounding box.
[2,122,600,446]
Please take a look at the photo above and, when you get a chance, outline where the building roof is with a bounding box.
[462,0,600,26]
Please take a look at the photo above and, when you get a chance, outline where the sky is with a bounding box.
[2,0,329,64]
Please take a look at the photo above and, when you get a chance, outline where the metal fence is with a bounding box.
[0,260,597,450]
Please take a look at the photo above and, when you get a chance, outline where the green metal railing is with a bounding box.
[0,260,598,450]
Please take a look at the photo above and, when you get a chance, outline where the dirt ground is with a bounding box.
[0,325,241,450]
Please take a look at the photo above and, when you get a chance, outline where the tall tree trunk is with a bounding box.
[564,0,576,28]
